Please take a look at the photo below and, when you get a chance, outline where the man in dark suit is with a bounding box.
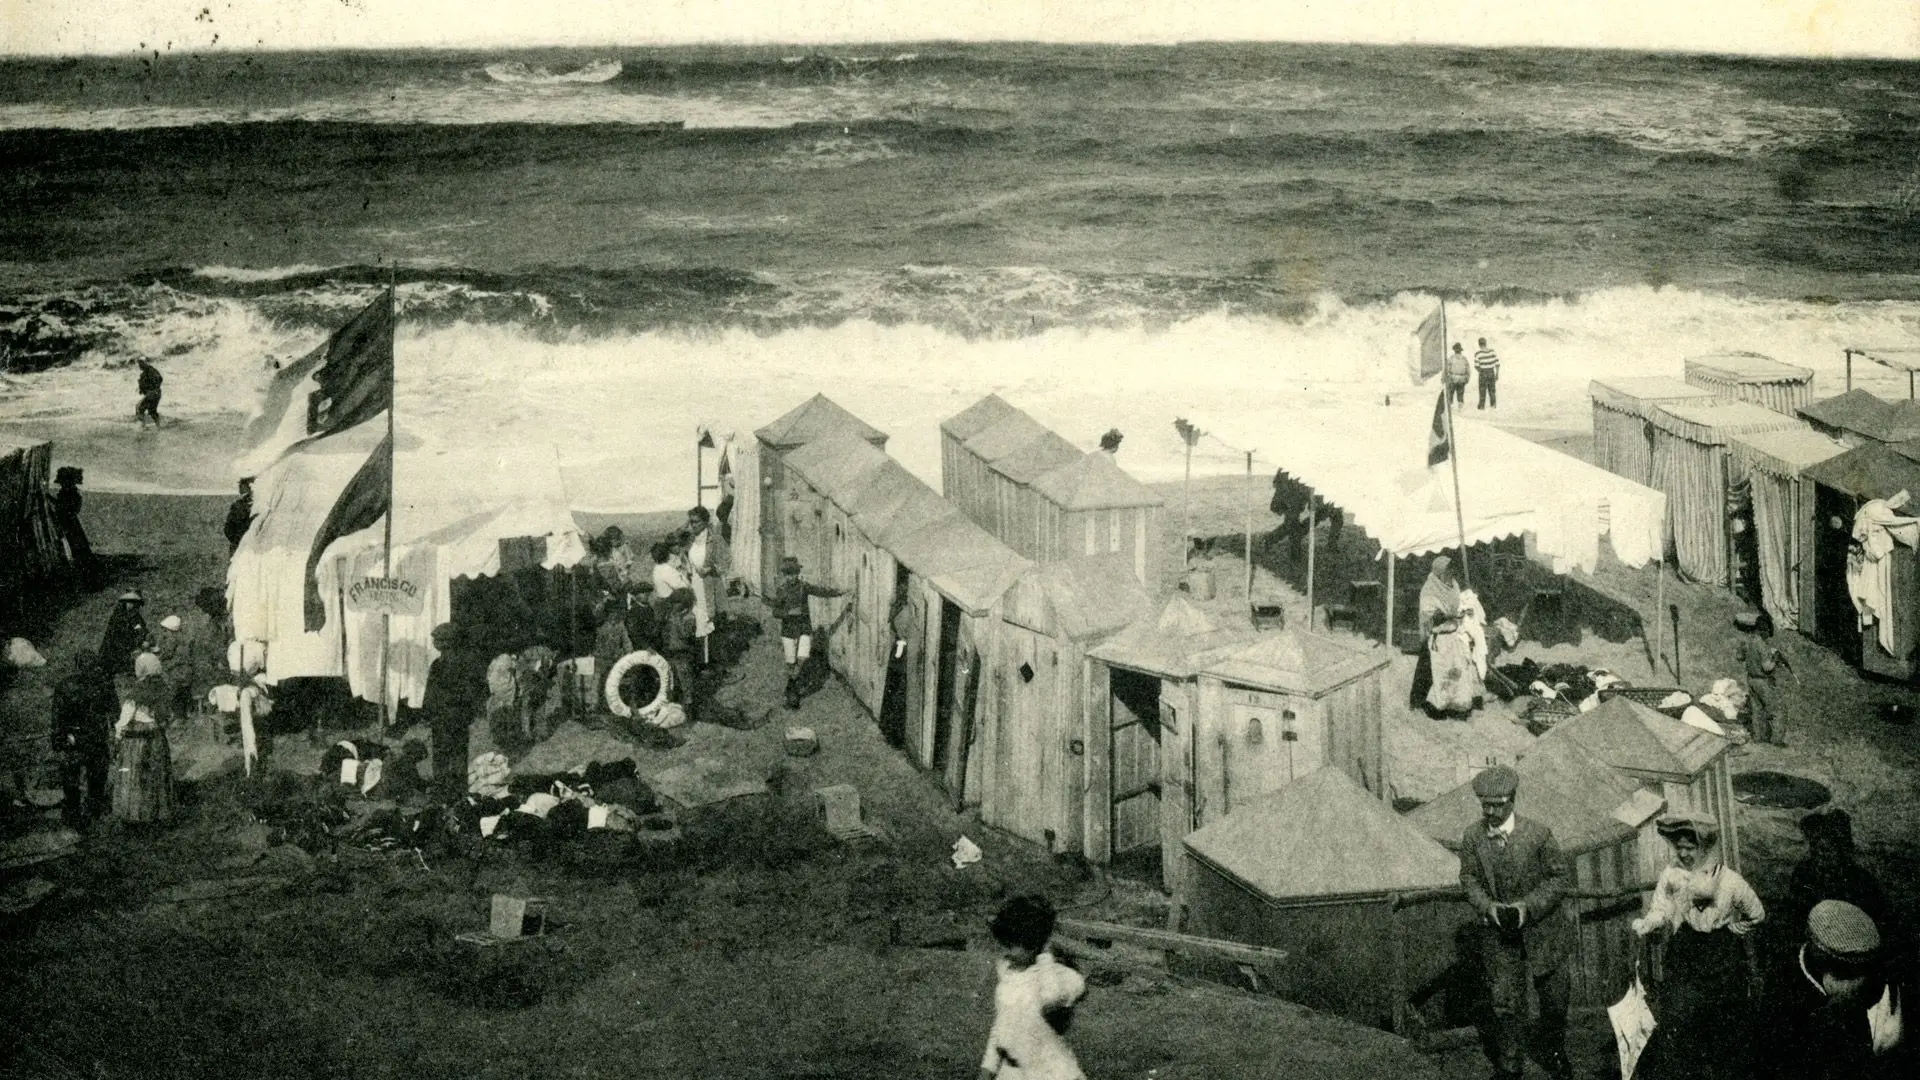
[1459,765,1574,1080]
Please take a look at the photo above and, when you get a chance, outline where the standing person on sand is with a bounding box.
[979,895,1089,1080]
[97,590,151,682]
[1446,342,1471,407]
[50,465,99,587]
[421,623,489,803]
[134,358,164,428]
[1458,765,1575,1080]
[50,652,115,829]
[1737,611,1788,746]
[771,555,843,710]
[1474,337,1501,410]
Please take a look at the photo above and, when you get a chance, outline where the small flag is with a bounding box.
[302,425,392,631]
[1428,389,1451,468]
[237,290,395,476]
[1413,304,1446,384]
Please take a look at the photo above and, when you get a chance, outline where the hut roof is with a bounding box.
[844,458,936,538]
[1684,352,1814,385]
[1031,450,1164,511]
[963,411,1058,466]
[1798,390,1920,444]
[754,394,888,450]
[1589,376,1721,417]
[784,432,893,510]
[1547,696,1729,782]
[1088,593,1256,678]
[1726,427,1849,480]
[1802,439,1920,503]
[1185,768,1461,901]
[1203,630,1392,698]
[887,512,1033,614]
[1408,735,1655,857]
[1646,399,1808,445]
[1006,554,1155,642]
[941,394,1023,442]
[995,430,1087,484]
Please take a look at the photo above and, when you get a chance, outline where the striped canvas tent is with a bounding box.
[1726,427,1849,632]
[1589,376,1722,485]
[1646,399,1806,587]
[1409,734,1667,1009]
[1684,352,1816,416]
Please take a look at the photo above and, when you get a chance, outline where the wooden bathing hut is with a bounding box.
[1083,594,1257,890]
[1645,399,1805,588]
[1683,352,1816,416]
[1725,427,1849,633]
[1409,734,1667,1010]
[752,394,889,595]
[1179,767,1468,1034]
[1800,439,1920,679]
[780,431,1032,795]
[1798,389,1920,450]
[1589,376,1722,486]
[941,395,1164,587]
[981,553,1154,856]
[1545,695,1741,872]
[0,437,67,614]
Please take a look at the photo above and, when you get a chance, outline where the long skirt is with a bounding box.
[1635,924,1754,1080]
[111,727,175,824]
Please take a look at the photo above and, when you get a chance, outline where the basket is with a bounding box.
[1597,686,1691,717]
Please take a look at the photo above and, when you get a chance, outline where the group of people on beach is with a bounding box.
[1456,763,1905,1080]
[1446,337,1502,410]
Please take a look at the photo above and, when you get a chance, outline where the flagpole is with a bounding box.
[1442,300,1472,591]
[380,277,397,732]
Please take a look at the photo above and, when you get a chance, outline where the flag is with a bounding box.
[303,428,392,632]
[237,290,395,476]
[1428,389,1451,468]
[1412,303,1445,384]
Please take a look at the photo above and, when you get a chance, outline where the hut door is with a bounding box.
[931,598,965,782]
[1812,485,1860,654]
[1109,668,1163,859]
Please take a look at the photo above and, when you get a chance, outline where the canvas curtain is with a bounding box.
[1748,470,1797,631]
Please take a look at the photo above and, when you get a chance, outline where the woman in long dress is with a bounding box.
[111,651,176,825]
[1409,555,1460,710]
[1631,812,1766,1080]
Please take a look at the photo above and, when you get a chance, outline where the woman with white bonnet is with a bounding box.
[1630,811,1765,1080]
[111,651,176,824]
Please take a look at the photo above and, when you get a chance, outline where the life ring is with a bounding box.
[604,649,672,720]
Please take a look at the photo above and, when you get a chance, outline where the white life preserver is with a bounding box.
[603,649,672,720]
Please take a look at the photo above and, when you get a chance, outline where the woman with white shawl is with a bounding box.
[1630,812,1765,1080]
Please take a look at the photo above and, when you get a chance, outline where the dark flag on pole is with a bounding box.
[302,426,392,632]
[1428,389,1451,468]
[238,290,396,475]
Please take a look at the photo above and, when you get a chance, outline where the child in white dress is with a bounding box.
[980,896,1089,1080]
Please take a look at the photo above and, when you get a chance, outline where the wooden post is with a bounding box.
[1846,348,1854,393]
[1389,896,1409,1035]
[1183,438,1193,571]
[1385,551,1396,649]
[1244,450,1254,614]
[1306,491,1318,630]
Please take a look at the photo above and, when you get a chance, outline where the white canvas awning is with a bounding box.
[1191,404,1666,573]
[229,419,586,707]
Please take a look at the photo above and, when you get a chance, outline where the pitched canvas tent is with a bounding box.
[1180,768,1467,1033]
[1409,735,1667,1009]
[753,394,889,596]
[0,437,66,614]
[1589,376,1722,486]
[941,395,1164,587]
[1726,427,1849,632]
[1683,352,1815,415]
[1645,399,1806,587]
[1799,389,1920,449]
[1545,695,1740,872]
[1799,439,1920,677]
[229,420,586,707]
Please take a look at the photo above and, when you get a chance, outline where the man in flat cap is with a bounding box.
[1760,899,1905,1079]
[1458,764,1574,1080]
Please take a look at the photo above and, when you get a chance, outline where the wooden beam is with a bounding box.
[1056,917,1289,968]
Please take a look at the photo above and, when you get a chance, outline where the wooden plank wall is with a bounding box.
[982,619,1082,851]
[1322,674,1388,799]
[1566,838,1647,1009]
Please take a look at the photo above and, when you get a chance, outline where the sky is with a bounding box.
[1,0,1916,59]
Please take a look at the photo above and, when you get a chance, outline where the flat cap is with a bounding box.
[1472,765,1519,799]
[1809,900,1880,960]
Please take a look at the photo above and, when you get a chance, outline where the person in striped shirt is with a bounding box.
[1474,337,1501,410]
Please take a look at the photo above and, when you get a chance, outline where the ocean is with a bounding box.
[2,42,1918,506]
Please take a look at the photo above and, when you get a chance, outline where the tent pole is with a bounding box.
[1385,551,1396,648]
[1846,349,1853,393]
[379,279,397,733]
[1655,553,1666,678]
[1441,299,1472,589]
[1244,450,1254,616]
[1183,438,1193,571]
[1306,491,1318,629]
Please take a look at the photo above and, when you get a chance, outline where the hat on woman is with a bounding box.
[780,555,802,574]
[160,615,182,632]
[133,652,164,680]
[1655,812,1720,845]
[118,590,144,603]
